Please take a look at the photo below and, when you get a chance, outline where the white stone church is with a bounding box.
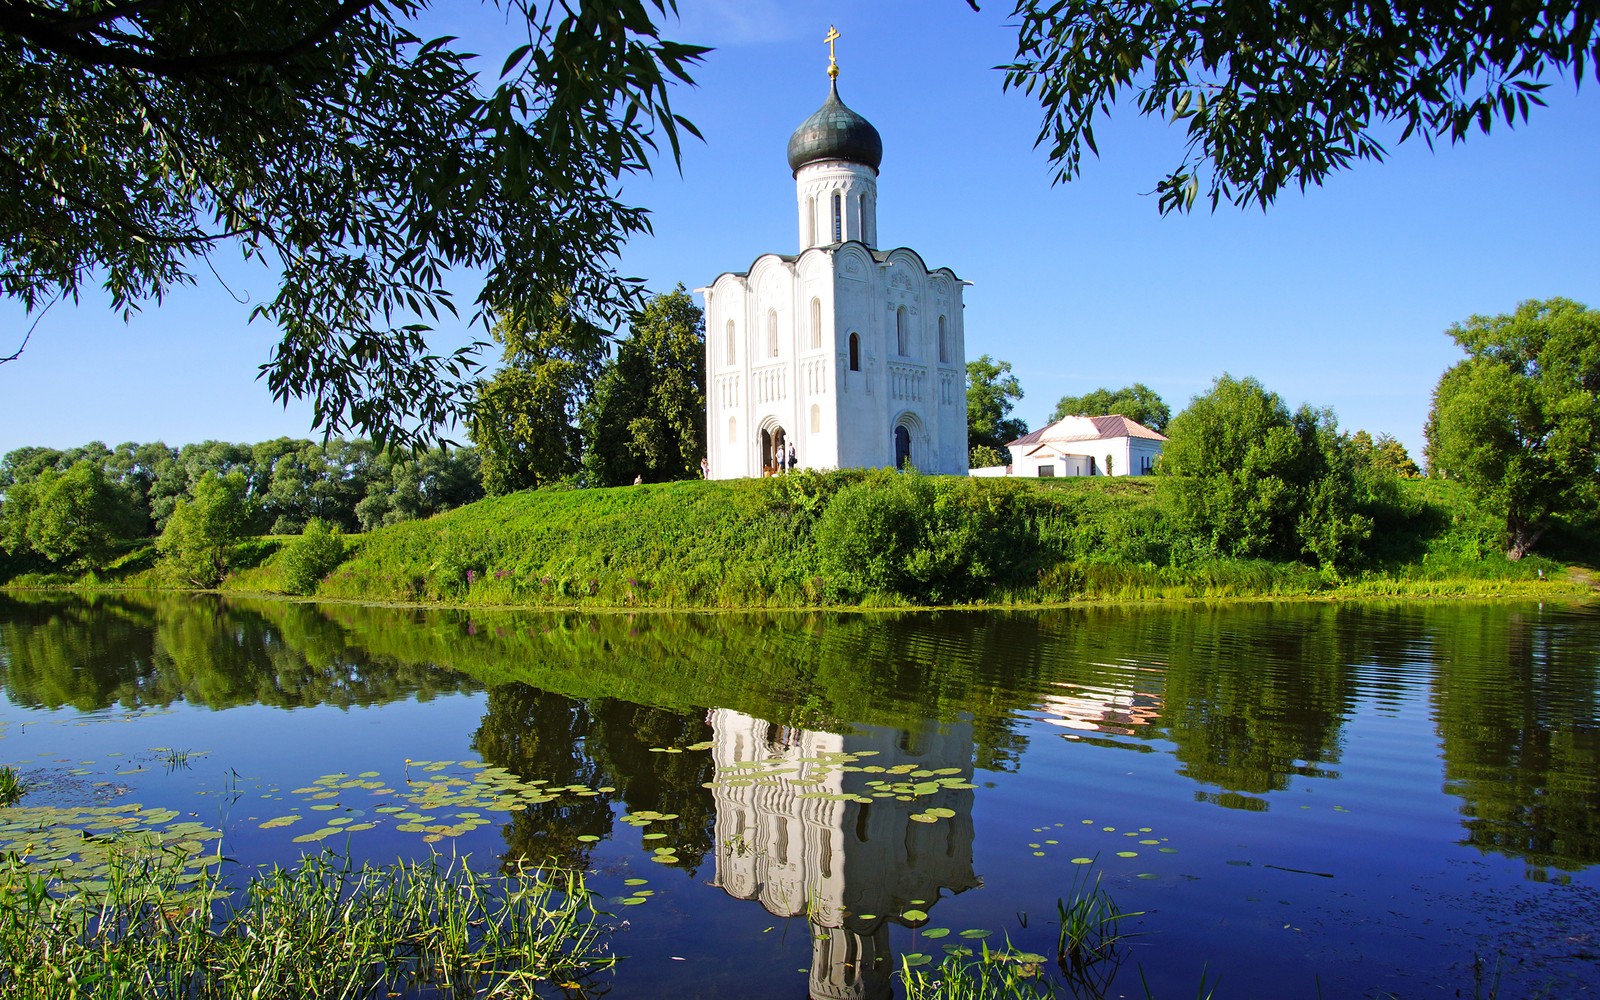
[700,50,969,479]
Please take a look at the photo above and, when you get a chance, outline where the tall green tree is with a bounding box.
[998,0,1598,213]
[1425,298,1600,559]
[1349,431,1420,479]
[157,470,253,587]
[0,460,140,570]
[966,355,1027,465]
[1159,375,1371,567]
[1051,383,1171,433]
[2,1,704,448]
[580,286,706,486]
[355,446,483,531]
[470,302,608,495]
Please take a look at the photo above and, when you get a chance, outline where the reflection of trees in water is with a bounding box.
[0,597,166,709]
[1156,605,1359,801]
[8,594,1598,875]
[472,684,715,873]
[321,605,1044,771]
[0,594,477,710]
[1431,605,1600,874]
[471,686,613,870]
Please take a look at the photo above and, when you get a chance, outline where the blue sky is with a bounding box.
[3,0,1597,462]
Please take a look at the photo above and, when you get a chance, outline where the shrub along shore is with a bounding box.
[4,471,1592,608]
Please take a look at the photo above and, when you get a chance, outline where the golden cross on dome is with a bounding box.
[825,25,841,78]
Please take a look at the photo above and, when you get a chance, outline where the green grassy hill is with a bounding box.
[214,471,1591,608]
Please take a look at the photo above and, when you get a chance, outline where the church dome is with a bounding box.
[787,80,882,175]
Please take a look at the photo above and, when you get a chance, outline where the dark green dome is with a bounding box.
[787,79,882,174]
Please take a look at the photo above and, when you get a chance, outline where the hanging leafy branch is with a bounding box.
[991,0,1597,212]
[1,0,706,448]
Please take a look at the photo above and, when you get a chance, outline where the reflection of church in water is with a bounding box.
[707,708,979,1000]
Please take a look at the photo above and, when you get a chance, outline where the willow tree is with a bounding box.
[2,0,703,448]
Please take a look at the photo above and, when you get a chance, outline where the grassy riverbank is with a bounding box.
[5,472,1594,607]
[0,850,613,999]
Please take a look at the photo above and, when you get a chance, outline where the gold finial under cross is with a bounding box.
[825,25,841,79]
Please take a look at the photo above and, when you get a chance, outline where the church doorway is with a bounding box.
[762,426,789,476]
[894,425,911,470]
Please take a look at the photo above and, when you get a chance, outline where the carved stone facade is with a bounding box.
[700,72,969,479]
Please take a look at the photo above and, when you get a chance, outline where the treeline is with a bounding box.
[0,438,482,574]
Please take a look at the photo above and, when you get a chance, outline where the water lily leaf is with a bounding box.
[901,908,928,922]
[903,953,932,967]
[1071,857,1093,865]
[922,927,950,939]
[259,815,301,829]
[959,929,992,939]
[623,878,649,886]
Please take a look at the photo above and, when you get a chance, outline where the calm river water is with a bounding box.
[1,595,1596,998]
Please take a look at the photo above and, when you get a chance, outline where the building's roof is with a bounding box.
[706,243,961,286]
[1007,415,1167,450]
[787,79,882,174]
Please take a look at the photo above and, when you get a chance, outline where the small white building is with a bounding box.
[979,414,1167,478]
[700,53,969,479]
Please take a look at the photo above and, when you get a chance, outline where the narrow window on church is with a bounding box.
[809,297,821,350]
[938,315,948,363]
[805,196,815,246]
[831,191,842,242]
[848,332,860,372]
[728,417,737,443]
[896,307,909,356]
[810,403,820,433]
[725,320,735,366]
[767,309,778,357]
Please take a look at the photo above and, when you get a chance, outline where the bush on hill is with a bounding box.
[281,519,349,596]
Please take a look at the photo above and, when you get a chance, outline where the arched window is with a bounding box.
[725,319,735,366]
[810,403,821,433]
[728,416,737,443]
[831,191,842,242]
[848,332,860,372]
[805,195,815,246]
[809,297,822,350]
[894,425,912,470]
[938,315,949,363]
[896,307,909,357]
[767,308,778,358]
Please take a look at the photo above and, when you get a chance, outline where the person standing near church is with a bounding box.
[776,438,787,473]
[787,441,797,471]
